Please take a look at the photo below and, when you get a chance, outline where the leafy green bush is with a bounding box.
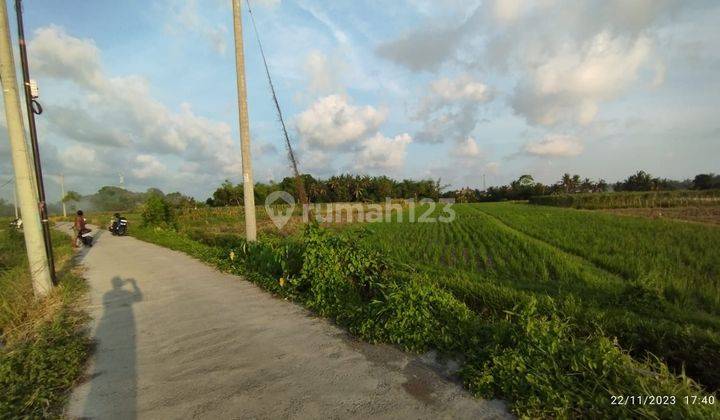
[462,300,716,419]
[141,195,177,229]
[297,225,386,324]
[361,275,474,352]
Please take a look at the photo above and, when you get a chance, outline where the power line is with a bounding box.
[0,176,14,189]
[245,0,308,208]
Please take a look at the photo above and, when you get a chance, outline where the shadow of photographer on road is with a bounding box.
[81,276,143,419]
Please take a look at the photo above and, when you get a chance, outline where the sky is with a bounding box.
[0,0,719,201]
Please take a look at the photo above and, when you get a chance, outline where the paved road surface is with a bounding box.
[61,224,510,419]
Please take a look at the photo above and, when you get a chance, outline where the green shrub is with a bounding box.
[362,275,474,352]
[141,195,177,229]
[462,300,716,419]
[297,225,387,324]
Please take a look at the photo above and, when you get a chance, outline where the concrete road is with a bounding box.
[60,224,510,419]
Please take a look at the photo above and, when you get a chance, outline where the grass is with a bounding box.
[530,189,720,209]
[0,220,90,418]
[118,202,719,418]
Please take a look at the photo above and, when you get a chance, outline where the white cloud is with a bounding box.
[28,26,241,190]
[377,0,683,131]
[132,155,167,179]
[298,148,333,177]
[297,0,350,46]
[485,161,500,174]
[452,137,482,158]
[415,75,492,143]
[493,0,525,23]
[524,134,584,157]
[513,32,654,126]
[29,25,103,89]
[295,94,387,150]
[430,75,490,102]
[356,133,412,171]
[375,7,481,72]
[60,145,96,164]
[45,104,132,147]
[253,141,279,157]
[294,92,413,174]
[164,0,228,54]
[303,50,345,95]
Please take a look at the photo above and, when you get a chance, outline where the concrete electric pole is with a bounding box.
[0,0,53,296]
[232,0,257,241]
[15,0,56,283]
[13,180,19,219]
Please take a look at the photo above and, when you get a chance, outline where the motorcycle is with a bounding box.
[109,216,128,236]
[79,227,93,247]
[9,218,22,230]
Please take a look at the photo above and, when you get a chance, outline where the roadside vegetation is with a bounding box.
[0,220,90,417]
[116,198,719,418]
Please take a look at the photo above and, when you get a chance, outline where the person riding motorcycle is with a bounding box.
[109,213,120,231]
[109,213,128,236]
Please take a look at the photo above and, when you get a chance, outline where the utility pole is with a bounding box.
[13,178,18,219]
[14,0,56,283]
[0,0,53,296]
[232,0,257,241]
[60,173,66,217]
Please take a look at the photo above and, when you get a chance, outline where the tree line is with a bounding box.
[6,170,711,216]
[206,174,444,206]
[449,171,720,203]
[205,171,719,206]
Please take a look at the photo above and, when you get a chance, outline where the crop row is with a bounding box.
[360,203,720,390]
[529,189,720,209]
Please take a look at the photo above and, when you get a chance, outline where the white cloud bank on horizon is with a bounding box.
[28,25,242,194]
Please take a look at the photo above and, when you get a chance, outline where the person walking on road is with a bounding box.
[73,210,87,248]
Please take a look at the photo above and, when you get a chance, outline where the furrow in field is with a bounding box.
[469,205,627,283]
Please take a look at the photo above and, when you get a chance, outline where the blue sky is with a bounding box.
[1,0,719,201]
